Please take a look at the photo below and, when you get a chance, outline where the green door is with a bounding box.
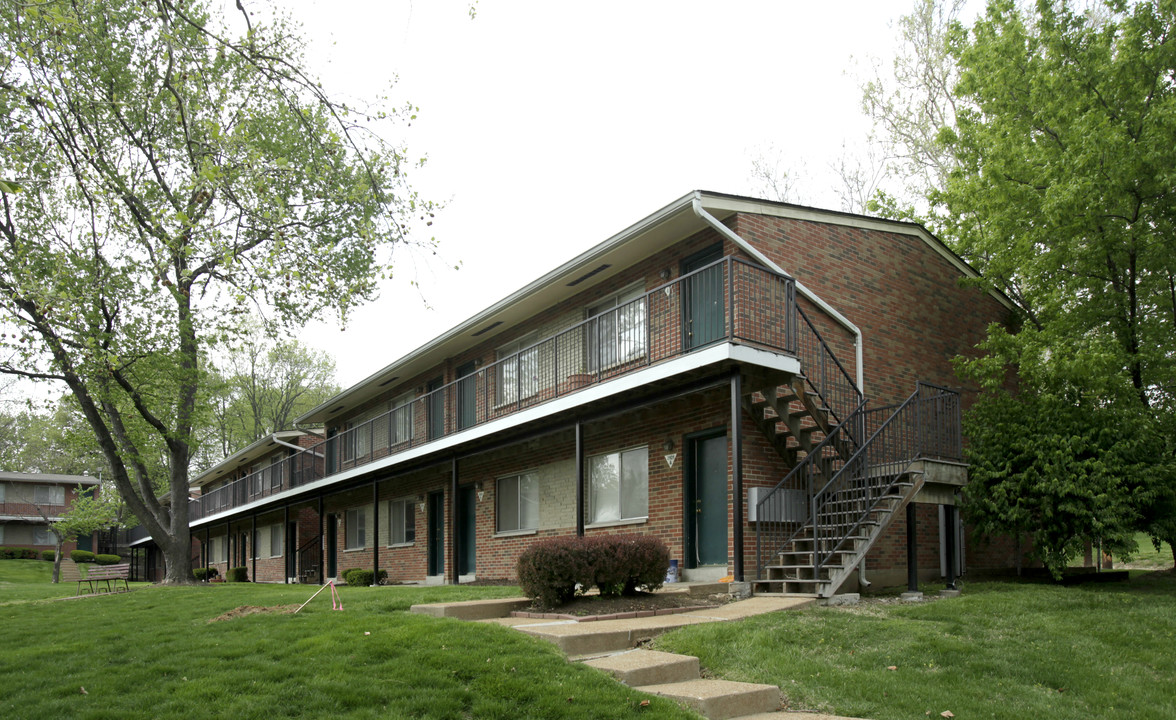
[427,491,445,577]
[687,432,728,567]
[457,485,476,576]
[456,362,477,430]
[682,246,725,349]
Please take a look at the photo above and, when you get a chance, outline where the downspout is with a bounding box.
[691,194,865,393]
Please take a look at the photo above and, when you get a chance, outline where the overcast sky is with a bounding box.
[274,0,960,388]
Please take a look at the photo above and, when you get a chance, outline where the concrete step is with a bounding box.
[637,678,780,720]
[582,649,699,686]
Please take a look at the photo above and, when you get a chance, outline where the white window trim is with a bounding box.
[270,524,283,558]
[587,445,650,525]
[495,471,539,534]
[386,497,415,547]
[495,332,544,407]
[389,391,415,447]
[587,284,647,372]
[345,507,367,551]
[493,528,538,539]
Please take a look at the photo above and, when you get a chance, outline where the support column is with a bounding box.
[730,368,744,583]
[449,457,459,585]
[575,421,585,536]
[318,495,325,585]
[283,505,289,585]
[204,529,211,578]
[906,503,918,592]
[251,514,257,582]
[944,504,958,590]
[371,481,380,586]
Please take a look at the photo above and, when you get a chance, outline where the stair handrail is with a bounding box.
[794,303,863,438]
[808,382,961,576]
[754,396,869,579]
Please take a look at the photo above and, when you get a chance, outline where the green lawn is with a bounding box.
[1121,532,1175,570]
[655,572,1176,720]
[0,561,699,720]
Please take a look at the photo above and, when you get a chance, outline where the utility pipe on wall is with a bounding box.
[691,195,865,393]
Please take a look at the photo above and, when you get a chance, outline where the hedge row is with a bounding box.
[192,567,220,581]
[226,566,249,582]
[516,534,670,607]
[341,568,387,586]
[0,547,40,560]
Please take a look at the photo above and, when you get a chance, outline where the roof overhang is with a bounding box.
[190,430,313,490]
[296,190,1008,426]
[0,472,99,486]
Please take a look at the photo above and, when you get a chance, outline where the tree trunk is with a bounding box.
[52,540,63,583]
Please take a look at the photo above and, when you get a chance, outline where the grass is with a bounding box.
[655,572,1176,720]
[0,561,700,720]
[1121,532,1175,571]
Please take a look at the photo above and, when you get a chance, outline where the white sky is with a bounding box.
[277,0,944,388]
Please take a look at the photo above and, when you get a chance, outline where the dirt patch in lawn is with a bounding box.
[528,591,730,617]
[208,605,300,623]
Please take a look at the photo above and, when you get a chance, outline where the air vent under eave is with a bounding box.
[566,264,611,287]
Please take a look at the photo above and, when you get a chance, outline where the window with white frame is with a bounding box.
[587,446,649,524]
[497,472,539,533]
[269,457,283,490]
[351,403,391,460]
[253,529,261,559]
[220,535,229,563]
[0,483,6,502]
[345,508,367,550]
[587,286,646,371]
[388,499,415,545]
[270,524,283,558]
[0,524,5,543]
[496,333,541,405]
[389,391,414,447]
[249,462,265,496]
[33,526,54,545]
[33,485,65,505]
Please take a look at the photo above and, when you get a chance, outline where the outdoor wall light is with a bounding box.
[663,438,675,451]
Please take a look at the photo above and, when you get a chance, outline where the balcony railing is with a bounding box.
[190,256,799,520]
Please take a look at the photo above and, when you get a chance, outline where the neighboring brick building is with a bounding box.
[188,191,1021,596]
[0,471,101,554]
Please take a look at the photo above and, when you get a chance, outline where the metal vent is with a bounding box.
[566,264,611,287]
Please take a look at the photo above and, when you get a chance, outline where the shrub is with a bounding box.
[41,550,56,561]
[226,566,249,582]
[192,567,220,582]
[341,568,387,586]
[516,536,595,607]
[95,554,121,565]
[0,547,16,559]
[71,550,96,563]
[602,534,670,596]
[1,547,39,560]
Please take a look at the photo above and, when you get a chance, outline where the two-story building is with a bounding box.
[0,471,101,554]
[188,191,1018,597]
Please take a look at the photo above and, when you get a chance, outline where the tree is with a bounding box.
[936,0,1176,566]
[202,331,339,463]
[0,398,107,475]
[0,0,435,582]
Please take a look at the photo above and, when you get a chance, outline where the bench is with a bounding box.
[78,563,131,595]
[59,559,87,596]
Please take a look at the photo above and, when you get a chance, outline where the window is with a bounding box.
[270,524,283,558]
[588,446,649,524]
[588,287,646,371]
[497,333,541,405]
[390,392,414,446]
[352,403,390,459]
[33,485,65,505]
[388,499,415,545]
[0,524,5,543]
[345,508,367,550]
[269,457,283,490]
[497,473,538,533]
[34,526,54,546]
[250,463,264,496]
[0,483,6,502]
[220,536,228,563]
[253,529,261,559]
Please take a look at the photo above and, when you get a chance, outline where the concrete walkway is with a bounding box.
[411,586,869,720]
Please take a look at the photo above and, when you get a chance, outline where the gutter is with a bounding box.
[691,194,866,393]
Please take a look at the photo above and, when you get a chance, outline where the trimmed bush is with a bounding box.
[226,566,249,582]
[41,550,56,561]
[516,536,595,607]
[192,567,220,582]
[0,547,35,559]
[71,550,96,563]
[341,568,387,586]
[516,534,671,606]
[95,554,121,565]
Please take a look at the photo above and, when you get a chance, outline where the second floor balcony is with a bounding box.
[191,256,800,521]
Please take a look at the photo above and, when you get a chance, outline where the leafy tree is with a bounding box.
[0,398,107,475]
[201,331,338,464]
[0,0,434,582]
[934,0,1176,569]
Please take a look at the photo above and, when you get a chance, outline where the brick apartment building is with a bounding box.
[187,190,1019,596]
[0,471,101,554]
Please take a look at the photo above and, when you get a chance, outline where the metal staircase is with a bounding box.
[748,302,962,598]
